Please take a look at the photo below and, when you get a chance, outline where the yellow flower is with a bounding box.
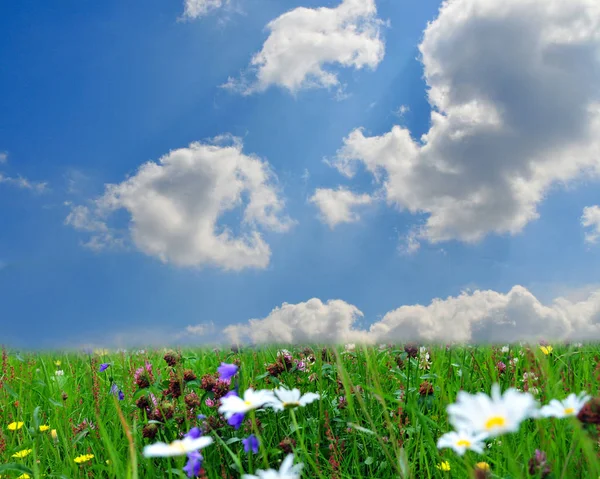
[39,425,50,432]
[8,421,24,430]
[476,462,491,471]
[51,429,58,442]
[17,475,30,479]
[436,461,451,472]
[12,448,32,458]
[106,459,111,465]
[540,345,553,355]
[54,360,61,367]
[74,454,94,464]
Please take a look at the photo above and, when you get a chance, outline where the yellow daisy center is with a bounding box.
[283,401,300,408]
[456,439,471,447]
[170,441,187,453]
[485,415,506,430]
[564,407,575,415]
[244,400,252,406]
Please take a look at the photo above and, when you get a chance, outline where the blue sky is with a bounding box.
[2,0,600,349]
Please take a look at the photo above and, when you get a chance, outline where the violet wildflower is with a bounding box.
[183,451,203,478]
[229,412,245,430]
[110,383,125,401]
[243,434,259,454]
[185,427,202,439]
[99,363,110,372]
[217,362,238,381]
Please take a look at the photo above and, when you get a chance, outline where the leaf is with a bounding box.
[3,382,18,398]
[364,456,374,465]
[0,464,34,474]
[71,430,89,445]
[48,398,64,408]
[255,372,270,381]
[225,437,241,445]
[347,423,375,435]
[33,405,41,429]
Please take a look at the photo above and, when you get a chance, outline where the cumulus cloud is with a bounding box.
[582,205,600,244]
[224,285,600,345]
[223,0,385,95]
[323,0,600,250]
[223,298,372,344]
[66,136,294,271]
[309,187,373,228]
[182,0,229,19]
[64,203,122,251]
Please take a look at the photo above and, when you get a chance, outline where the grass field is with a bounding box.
[1,343,599,478]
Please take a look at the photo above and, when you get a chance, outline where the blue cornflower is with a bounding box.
[242,434,259,454]
[217,362,238,381]
[99,363,110,372]
[183,450,203,478]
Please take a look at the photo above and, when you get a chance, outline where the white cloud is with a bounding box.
[309,187,373,228]
[582,205,600,244]
[0,173,47,193]
[184,322,216,337]
[223,0,385,95]
[225,285,600,345]
[182,0,229,19]
[0,152,7,164]
[224,298,371,344]
[64,203,122,251]
[325,0,600,250]
[66,136,294,271]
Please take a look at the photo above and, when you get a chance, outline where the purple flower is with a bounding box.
[118,390,124,401]
[223,390,238,399]
[183,451,203,478]
[197,414,206,420]
[185,427,202,439]
[228,412,245,430]
[110,383,119,395]
[99,363,110,372]
[242,434,259,454]
[217,362,238,381]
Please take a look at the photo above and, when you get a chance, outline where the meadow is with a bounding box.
[1,342,599,479]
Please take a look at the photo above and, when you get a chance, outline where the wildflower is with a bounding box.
[54,360,61,367]
[74,454,94,464]
[142,423,159,439]
[577,396,600,424]
[537,392,591,419]
[446,383,538,438]
[16,475,30,479]
[163,350,180,367]
[476,462,491,471]
[295,360,307,372]
[242,454,303,479]
[501,346,509,353]
[39,425,50,432]
[217,362,238,381]
[183,369,197,382]
[99,363,110,372]
[143,435,213,457]
[436,461,451,471]
[183,450,203,478]
[94,348,109,356]
[228,412,245,430]
[7,421,24,430]
[496,361,506,375]
[278,437,296,454]
[436,430,488,455]
[539,345,553,355]
[12,448,32,458]
[263,387,320,411]
[218,388,274,419]
[55,370,64,376]
[51,429,58,443]
[474,462,491,479]
[404,343,419,358]
[243,434,260,454]
[528,449,552,478]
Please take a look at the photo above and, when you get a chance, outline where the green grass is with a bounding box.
[1,343,599,478]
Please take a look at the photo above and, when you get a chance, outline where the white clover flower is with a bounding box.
[509,358,519,366]
[437,429,488,456]
[536,392,591,419]
[218,388,274,419]
[242,454,303,479]
[143,436,213,457]
[446,383,539,438]
[344,343,356,352]
[55,370,64,376]
[501,346,509,353]
[263,387,320,412]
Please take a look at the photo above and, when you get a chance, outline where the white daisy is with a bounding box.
[241,454,303,479]
[446,383,538,438]
[263,387,320,412]
[143,436,213,457]
[437,429,488,456]
[501,346,509,353]
[218,388,274,419]
[536,392,590,419]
